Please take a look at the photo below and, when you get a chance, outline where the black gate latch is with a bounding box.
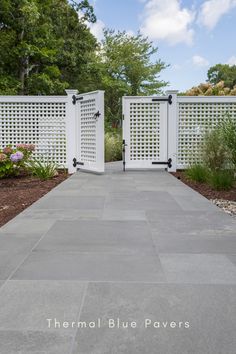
[73,158,85,168]
[152,158,172,168]
[93,111,101,120]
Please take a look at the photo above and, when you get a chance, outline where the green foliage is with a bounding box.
[28,159,58,180]
[185,164,209,183]
[208,170,234,191]
[0,0,97,95]
[202,127,229,171]
[105,131,122,162]
[207,64,236,89]
[100,30,168,127]
[220,117,236,168]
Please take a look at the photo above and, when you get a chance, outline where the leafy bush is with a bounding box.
[105,132,122,162]
[220,117,236,168]
[208,170,234,191]
[202,127,229,171]
[0,144,35,178]
[28,159,58,180]
[185,164,209,183]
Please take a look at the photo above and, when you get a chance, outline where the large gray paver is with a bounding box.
[32,196,105,210]
[0,330,73,354]
[0,218,55,235]
[12,252,165,282]
[34,220,155,254]
[0,281,86,332]
[72,282,236,354]
[159,253,236,284]
[147,209,236,235]
[105,191,182,211]
[0,251,29,280]
[153,234,236,254]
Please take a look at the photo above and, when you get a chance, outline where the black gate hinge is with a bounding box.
[152,158,172,168]
[73,158,85,168]
[72,95,83,105]
[152,95,172,105]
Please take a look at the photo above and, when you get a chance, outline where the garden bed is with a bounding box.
[0,172,69,227]
[172,171,236,216]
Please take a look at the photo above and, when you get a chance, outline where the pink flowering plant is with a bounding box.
[0,144,35,178]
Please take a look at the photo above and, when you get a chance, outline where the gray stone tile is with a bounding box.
[21,209,102,220]
[172,194,218,211]
[12,252,165,282]
[153,234,236,254]
[35,220,154,254]
[33,196,105,210]
[0,219,55,235]
[0,233,41,253]
[72,282,236,354]
[102,209,146,221]
[147,210,236,235]
[105,191,181,211]
[0,251,28,280]
[0,330,73,354]
[160,254,236,284]
[0,281,86,331]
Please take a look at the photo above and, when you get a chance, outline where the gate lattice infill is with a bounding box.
[122,94,172,171]
[71,91,105,174]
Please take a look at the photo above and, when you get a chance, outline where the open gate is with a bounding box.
[122,95,173,171]
[72,90,105,174]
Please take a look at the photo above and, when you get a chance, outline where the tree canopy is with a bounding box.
[0,0,97,94]
[98,30,168,126]
[207,64,236,89]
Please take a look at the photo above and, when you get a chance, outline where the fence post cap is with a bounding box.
[65,89,78,96]
[166,90,179,94]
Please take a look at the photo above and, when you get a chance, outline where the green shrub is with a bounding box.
[185,164,209,183]
[0,144,35,178]
[105,132,122,162]
[28,159,58,180]
[220,117,236,168]
[208,170,234,191]
[202,127,229,171]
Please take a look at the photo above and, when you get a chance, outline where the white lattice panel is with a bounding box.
[129,102,161,161]
[80,98,97,163]
[123,97,168,169]
[0,99,67,166]
[76,91,104,173]
[178,100,236,167]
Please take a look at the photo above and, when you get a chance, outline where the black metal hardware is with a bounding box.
[122,139,127,172]
[152,158,172,169]
[152,95,172,105]
[73,158,85,168]
[93,111,101,120]
[72,95,83,105]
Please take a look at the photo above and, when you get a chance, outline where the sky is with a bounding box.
[88,0,236,92]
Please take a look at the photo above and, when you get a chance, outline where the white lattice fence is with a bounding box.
[0,96,68,167]
[177,96,236,169]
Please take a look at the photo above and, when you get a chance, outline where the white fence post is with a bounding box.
[65,89,78,174]
[166,90,178,172]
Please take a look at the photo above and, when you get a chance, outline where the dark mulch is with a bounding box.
[0,172,69,227]
[172,171,236,202]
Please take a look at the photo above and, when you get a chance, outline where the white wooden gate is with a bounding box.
[72,90,105,173]
[122,95,173,170]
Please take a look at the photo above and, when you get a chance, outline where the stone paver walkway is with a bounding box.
[0,162,236,353]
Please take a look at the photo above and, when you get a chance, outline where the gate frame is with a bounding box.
[65,90,105,174]
[122,90,178,172]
